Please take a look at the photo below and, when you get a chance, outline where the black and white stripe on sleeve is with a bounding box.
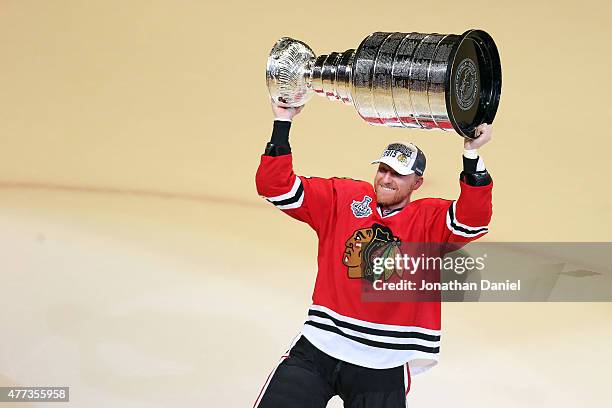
[445,201,489,237]
[264,177,304,210]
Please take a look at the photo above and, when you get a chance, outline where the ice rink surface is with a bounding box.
[1,1,611,406]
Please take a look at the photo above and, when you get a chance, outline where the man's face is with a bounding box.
[373,163,423,208]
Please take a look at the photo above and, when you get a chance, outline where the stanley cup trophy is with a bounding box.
[266,30,501,138]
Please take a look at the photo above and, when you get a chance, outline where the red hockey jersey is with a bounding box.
[256,152,492,373]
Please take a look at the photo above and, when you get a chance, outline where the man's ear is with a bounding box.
[413,176,424,190]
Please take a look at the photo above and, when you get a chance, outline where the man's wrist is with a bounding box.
[274,117,292,122]
[264,120,292,156]
[463,148,479,159]
[461,150,491,186]
[271,120,291,144]
[462,150,486,172]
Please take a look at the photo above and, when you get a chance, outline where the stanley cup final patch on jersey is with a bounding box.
[351,195,373,218]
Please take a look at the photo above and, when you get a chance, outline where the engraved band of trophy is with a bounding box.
[266,30,501,138]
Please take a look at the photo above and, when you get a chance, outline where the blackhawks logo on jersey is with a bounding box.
[342,224,402,281]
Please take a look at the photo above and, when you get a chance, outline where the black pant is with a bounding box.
[253,336,410,408]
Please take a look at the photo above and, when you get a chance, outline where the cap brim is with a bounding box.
[371,157,414,176]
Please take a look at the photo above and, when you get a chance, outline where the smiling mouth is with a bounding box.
[378,185,396,192]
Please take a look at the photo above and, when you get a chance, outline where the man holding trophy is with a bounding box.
[254,29,500,407]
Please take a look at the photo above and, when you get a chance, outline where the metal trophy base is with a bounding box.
[266,30,501,138]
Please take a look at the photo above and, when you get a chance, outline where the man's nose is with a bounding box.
[381,171,393,184]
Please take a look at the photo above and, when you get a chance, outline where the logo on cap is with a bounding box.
[372,142,425,176]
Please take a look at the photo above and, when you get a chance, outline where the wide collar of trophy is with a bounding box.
[266,30,501,139]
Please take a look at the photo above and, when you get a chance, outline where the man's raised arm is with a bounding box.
[431,123,494,243]
[255,101,334,232]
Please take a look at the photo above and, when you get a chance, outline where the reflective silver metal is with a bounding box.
[266,30,502,138]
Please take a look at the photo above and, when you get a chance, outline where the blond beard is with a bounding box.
[375,186,410,208]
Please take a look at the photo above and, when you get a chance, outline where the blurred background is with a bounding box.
[1,0,611,406]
